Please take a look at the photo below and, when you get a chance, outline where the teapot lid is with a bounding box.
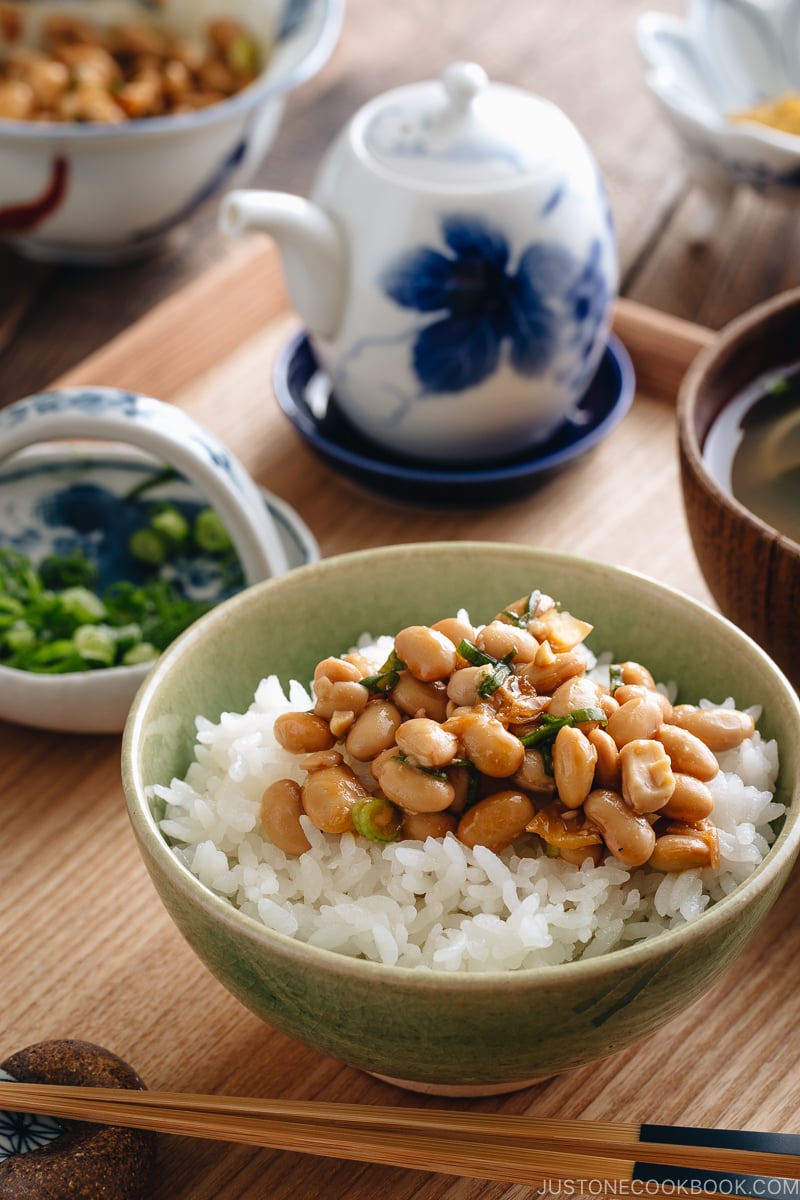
[354,62,569,186]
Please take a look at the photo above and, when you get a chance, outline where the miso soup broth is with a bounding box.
[703,365,800,546]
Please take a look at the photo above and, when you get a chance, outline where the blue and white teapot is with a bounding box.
[220,62,618,462]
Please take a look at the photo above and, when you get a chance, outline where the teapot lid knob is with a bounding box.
[441,61,488,111]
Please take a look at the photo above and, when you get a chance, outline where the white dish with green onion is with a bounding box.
[0,441,318,733]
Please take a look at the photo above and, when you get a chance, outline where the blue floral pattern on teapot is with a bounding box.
[380,215,610,400]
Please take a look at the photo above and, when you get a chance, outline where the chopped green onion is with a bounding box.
[59,587,106,625]
[569,706,607,725]
[0,595,25,618]
[450,759,480,806]
[466,768,480,804]
[5,622,35,654]
[609,664,623,690]
[351,797,403,844]
[520,705,606,744]
[194,508,233,554]
[419,763,450,781]
[393,752,449,780]
[131,501,238,566]
[150,503,190,549]
[129,527,169,565]
[0,545,218,674]
[122,641,159,666]
[110,623,144,654]
[476,652,515,698]
[501,588,542,627]
[456,638,495,667]
[27,638,87,673]
[39,552,98,590]
[360,649,406,694]
[519,706,607,749]
[519,714,573,748]
[74,624,117,666]
[457,640,516,695]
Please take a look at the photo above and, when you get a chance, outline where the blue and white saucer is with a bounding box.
[273,332,635,507]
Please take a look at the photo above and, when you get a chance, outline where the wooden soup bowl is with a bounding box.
[677,288,800,690]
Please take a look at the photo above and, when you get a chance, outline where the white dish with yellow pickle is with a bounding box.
[638,0,800,233]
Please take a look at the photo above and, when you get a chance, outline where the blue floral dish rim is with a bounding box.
[274,330,635,486]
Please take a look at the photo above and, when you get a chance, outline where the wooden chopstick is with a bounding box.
[1,1082,797,1192]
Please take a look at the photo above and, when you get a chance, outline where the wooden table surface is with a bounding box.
[1,4,799,1199]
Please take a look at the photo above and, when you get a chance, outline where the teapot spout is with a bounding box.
[219,190,345,340]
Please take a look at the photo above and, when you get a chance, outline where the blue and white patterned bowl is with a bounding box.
[0,0,343,264]
[0,387,318,733]
[0,1070,62,1161]
[638,0,800,228]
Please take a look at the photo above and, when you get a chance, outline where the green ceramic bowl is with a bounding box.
[121,542,800,1094]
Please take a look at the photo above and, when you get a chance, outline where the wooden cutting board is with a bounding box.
[3,240,797,1200]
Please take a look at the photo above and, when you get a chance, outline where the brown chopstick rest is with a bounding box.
[0,1039,157,1199]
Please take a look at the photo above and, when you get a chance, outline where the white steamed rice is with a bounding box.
[152,634,784,973]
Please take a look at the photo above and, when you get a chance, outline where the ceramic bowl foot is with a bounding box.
[369,1071,550,1096]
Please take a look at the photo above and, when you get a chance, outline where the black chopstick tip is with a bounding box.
[642,1125,800,1159]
